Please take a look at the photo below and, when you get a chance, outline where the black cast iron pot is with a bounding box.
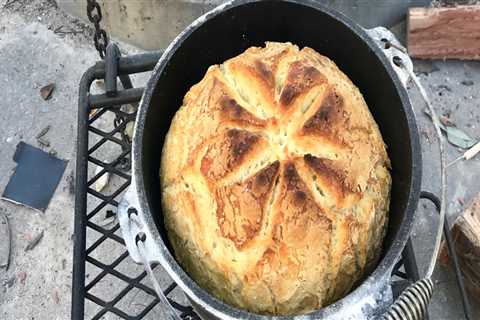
[118,1,422,319]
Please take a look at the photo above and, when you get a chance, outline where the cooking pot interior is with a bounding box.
[140,0,415,273]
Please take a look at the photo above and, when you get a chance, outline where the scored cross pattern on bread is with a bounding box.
[160,42,391,316]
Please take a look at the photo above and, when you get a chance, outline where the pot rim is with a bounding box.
[131,0,422,318]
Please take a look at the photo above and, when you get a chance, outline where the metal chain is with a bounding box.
[86,0,109,58]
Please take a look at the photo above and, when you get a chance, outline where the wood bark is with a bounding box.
[408,6,480,60]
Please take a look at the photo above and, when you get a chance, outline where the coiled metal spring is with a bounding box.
[382,278,434,320]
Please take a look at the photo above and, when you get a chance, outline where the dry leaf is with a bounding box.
[125,122,134,141]
[35,125,51,139]
[89,108,99,118]
[443,126,477,149]
[94,166,110,192]
[423,108,477,149]
[440,116,454,127]
[37,136,50,148]
[40,83,55,100]
[99,216,116,227]
[25,231,44,251]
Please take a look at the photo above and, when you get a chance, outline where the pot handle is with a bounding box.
[365,28,437,320]
[367,27,471,320]
[118,186,183,320]
[136,236,183,320]
[364,27,413,89]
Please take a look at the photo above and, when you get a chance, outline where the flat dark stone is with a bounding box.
[2,142,67,212]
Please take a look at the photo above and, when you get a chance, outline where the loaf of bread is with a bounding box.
[160,42,391,315]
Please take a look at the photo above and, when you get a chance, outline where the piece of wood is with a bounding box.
[441,194,480,301]
[408,6,480,60]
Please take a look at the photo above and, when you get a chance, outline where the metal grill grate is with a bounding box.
[72,51,423,320]
[73,51,201,320]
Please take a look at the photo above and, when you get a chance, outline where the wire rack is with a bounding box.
[72,49,430,320]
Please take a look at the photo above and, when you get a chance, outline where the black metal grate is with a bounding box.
[84,104,200,319]
[72,51,425,320]
[73,51,201,320]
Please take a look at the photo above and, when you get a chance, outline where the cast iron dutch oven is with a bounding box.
[119,0,422,319]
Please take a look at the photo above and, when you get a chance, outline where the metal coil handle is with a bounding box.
[382,279,434,320]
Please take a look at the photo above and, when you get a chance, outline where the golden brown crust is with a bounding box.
[200,129,263,181]
[219,97,267,128]
[280,60,327,108]
[302,88,345,142]
[160,42,391,315]
[215,161,280,249]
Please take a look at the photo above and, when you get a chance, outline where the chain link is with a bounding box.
[86,0,109,58]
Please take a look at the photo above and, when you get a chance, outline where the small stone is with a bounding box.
[438,84,452,92]
[5,137,13,143]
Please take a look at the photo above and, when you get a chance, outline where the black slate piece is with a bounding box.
[2,142,67,212]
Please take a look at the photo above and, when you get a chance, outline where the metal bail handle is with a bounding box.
[135,233,182,320]
[118,186,183,320]
[364,27,463,320]
[365,27,435,320]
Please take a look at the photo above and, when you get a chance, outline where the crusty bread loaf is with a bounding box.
[160,42,391,316]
